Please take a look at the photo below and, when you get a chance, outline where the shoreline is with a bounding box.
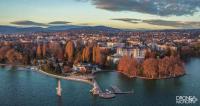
[0,64,93,86]
[0,63,185,81]
[92,69,115,74]
[118,71,186,80]
[33,67,93,86]
[0,63,30,67]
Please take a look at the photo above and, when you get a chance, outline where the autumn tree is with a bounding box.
[82,46,91,62]
[117,56,138,77]
[49,42,64,60]
[145,50,156,59]
[143,58,158,78]
[95,45,102,65]
[36,44,42,59]
[74,52,82,64]
[65,41,75,62]
[6,49,23,64]
[92,46,96,63]
[0,47,10,62]
[174,64,185,76]
[92,45,102,65]
[158,57,171,77]
[42,44,47,58]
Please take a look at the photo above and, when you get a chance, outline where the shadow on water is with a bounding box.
[91,95,99,106]
[173,78,183,88]
[116,73,137,90]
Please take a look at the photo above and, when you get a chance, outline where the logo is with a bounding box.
[176,96,198,104]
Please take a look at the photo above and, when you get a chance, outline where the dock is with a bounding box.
[90,80,134,99]
[90,79,116,99]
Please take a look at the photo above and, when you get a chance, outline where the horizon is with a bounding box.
[0,0,200,30]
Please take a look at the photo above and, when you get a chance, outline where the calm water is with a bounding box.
[0,58,200,106]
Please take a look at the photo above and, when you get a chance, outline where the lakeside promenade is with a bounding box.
[31,67,93,85]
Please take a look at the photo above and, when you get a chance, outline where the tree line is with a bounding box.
[117,49,185,79]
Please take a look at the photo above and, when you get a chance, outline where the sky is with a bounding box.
[0,0,200,30]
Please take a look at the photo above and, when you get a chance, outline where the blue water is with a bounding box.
[0,58,200,106]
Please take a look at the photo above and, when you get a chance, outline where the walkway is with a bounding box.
[31,67,93,85]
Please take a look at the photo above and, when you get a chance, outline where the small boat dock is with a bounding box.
[90,79,133,99]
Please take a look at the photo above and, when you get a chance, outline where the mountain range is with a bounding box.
[0,25,121,34]
[0,25,199,34]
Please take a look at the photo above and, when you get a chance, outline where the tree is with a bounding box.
[95,45,102,65]
[36,44,42,59]
[158,57,170,77]
[0,47,10,62]
[117,56,138,77]
[91,45,103,65]
[42,44,46,58]
[143,58,158,78]
[5,49,23,64]
[174,64,185,76]
[65,41,75,62]
[145,50,156,59]
[92,46,96,63]
[118,56,128,72]
[48,42,64,60]
[33,58,37,65]
[82,46,91,62]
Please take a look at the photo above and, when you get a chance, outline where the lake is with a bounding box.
[0,58,200,106]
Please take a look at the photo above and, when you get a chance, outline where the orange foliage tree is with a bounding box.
[82,46,91,62]
[65,41,75,62]
[143,58,158,78]
[92,45,102,65]
[36,44,42,59]
[117,56,138,77]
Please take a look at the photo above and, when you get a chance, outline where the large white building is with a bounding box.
[117,47,146,58]
[107,47,147,64]
[107,42,125,48]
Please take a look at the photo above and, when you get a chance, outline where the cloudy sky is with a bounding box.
[0,0,200,29]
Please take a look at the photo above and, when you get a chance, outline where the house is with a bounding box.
[72,64,87,73]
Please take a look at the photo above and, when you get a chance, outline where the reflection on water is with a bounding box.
[142,80,157,94]
[57,96,63,106]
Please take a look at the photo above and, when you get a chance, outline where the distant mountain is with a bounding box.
[47,25,83,31]
[1,25,198,34]
[70,26,121,32]
[0,26,19,33]
[0,25,121,34]
[0,26,45,34]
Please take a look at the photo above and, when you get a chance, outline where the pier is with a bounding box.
[90,79,116,99]
[56,79,62,96]
[90,80,133,99]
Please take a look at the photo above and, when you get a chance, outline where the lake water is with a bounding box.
[0,58,200,106]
